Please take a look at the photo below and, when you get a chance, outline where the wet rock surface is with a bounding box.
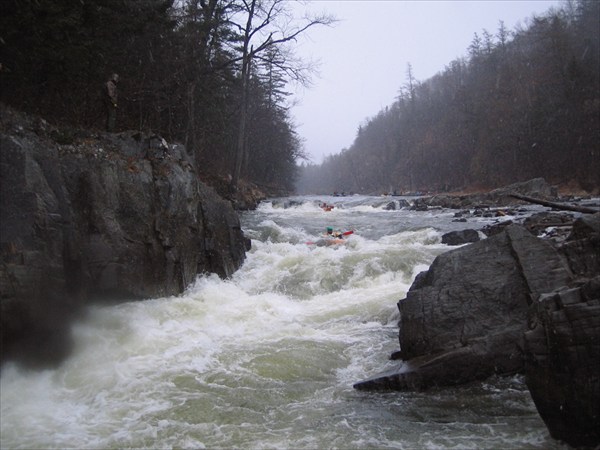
[355,225,572,390]
[524,276,600,448]
[355,213,600,448]
[0,105,247,368]
[440,229,480,245]
[412,178,558,210]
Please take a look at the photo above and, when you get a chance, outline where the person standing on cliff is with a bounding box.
[104,73,119,132]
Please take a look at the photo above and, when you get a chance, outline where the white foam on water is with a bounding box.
[1,196,564,449]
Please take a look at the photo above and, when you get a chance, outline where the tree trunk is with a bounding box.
[509,193,599,214]
[231,0,256,194]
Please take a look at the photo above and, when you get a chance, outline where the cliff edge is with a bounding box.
[0,104,248,367]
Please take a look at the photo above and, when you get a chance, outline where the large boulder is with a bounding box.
[417,178,558,210]
[524,277,600,448]
[487,177,557,201]
[355,217,600,448]
[0,105,247,367]
[354,225,572,390]
[559,213,600,279]
[523,213,600,448]
[441,229,480,245]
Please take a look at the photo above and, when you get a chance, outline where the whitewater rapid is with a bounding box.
[1,196,565,449]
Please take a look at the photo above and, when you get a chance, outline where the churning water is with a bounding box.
[1,195,568,449]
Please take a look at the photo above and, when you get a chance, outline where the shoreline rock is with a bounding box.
[411,178,581,211]
[0,104,247,368]
[355,224,572,390]
[440,229,480,245]
[524,276,600,447]
[354,214,600,448]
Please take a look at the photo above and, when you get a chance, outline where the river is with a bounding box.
[1,195,568,449]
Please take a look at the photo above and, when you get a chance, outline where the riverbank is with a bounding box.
[3,193,592,449]
[353,184,599,448]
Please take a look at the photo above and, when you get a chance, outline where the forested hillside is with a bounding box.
[0,0,331,195]
[297,0,599,195]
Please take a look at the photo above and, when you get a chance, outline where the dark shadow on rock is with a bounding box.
[441,229,480,245]
[0,105,248,370]
[354,216,600,448]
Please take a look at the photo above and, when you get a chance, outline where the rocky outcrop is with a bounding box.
[354,225,572,391]
[524,277,600,448]
[0,105,247,367]
[440,229,480,245]
[559,213,600,279]
[488,177,558,201]
[205,174,269,211]
[354,215,600,448]
[523,213,600,447]
[413,177,558,210]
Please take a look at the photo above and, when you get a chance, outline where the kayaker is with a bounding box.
[325,227,343,238]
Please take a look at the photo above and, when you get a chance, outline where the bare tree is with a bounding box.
[229,0,335,193]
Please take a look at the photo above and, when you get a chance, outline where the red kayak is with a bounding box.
[307,230,353,246]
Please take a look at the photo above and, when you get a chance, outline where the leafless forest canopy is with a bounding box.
[297,1,599,195]
[0,1,598,195]
[0,0,334,193]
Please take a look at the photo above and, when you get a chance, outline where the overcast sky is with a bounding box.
[288,0,563,164]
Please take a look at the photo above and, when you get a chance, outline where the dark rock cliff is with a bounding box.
[0,105,247,367]
[355,225,573,390]
[524,215,600,447]
[354,214,600,448]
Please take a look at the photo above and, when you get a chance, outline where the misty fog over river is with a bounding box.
[1,195,568,449]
